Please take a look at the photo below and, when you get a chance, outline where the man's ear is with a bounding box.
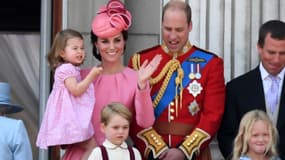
[188,21,193,32]
[257,43,262,57]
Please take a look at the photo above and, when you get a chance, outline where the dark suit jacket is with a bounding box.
[217,66,285,159]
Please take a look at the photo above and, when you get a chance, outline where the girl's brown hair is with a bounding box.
[47,29,83,71]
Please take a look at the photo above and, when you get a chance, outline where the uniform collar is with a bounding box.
[161,41,192,58]
[103,139,128,149]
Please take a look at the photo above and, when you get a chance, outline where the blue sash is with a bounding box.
[153,50,214,118]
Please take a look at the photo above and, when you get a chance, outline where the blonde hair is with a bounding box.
[233,110,279,159]
[47,29,84,71]
[101,102,132,125]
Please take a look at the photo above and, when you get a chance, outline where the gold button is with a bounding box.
[170,102,174,106]
[170,108,175,113]
[170,116,174,120]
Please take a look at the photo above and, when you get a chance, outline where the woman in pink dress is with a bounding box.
[63,0,161,159]
[36,29,102,160]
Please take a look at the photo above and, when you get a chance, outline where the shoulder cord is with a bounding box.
[132,53,184,109]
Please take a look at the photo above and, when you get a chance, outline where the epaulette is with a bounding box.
[131,45,161,70]
[137,45,161,55]
[194,46,219,57]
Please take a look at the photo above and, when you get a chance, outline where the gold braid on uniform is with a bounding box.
[131,53,184,110]
[179,128,211,159]
[153,59,183,109]
[176,67,184,112]
[131,53,140,71]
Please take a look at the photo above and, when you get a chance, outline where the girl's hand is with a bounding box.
[90,66,103,79]
[65,66,103,96]
[138,54,162,90]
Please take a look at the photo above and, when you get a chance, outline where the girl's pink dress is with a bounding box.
[63,67,155,160]
[36,63,95,149]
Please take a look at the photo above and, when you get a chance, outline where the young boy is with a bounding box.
[88,102,142,160]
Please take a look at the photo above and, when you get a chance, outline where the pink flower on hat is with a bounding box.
[92,0,132,38]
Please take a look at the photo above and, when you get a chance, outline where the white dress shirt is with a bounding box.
[88,139,142,160]
[260,63,285,124]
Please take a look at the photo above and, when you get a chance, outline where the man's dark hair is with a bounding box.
[258,20,285,47]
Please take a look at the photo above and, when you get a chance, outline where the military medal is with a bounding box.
[188,100,200,116]
[187,80,203,97]
[188,57,205,80]
[189,63,196,79]
[195,64,201,79]
[189,73,195,79]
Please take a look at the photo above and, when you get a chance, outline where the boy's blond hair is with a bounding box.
[101,102,132,125]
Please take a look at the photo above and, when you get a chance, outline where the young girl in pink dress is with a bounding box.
[36,29,102,160]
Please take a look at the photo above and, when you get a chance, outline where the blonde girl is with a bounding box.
[233,109,281,160]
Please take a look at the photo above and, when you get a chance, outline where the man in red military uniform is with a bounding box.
[128,0,225,159]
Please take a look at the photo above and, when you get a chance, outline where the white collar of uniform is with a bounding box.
[259,62,285,81]
[103,139,128,150]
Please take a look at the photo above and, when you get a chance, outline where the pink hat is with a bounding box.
[92,0,132,38]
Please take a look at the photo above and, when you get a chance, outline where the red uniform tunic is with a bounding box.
[129,44,225,160]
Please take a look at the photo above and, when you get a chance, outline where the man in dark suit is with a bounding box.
[217,20,285,159]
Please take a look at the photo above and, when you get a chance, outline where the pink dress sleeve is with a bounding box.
[134,81,155,128]
[57,63,80,82]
